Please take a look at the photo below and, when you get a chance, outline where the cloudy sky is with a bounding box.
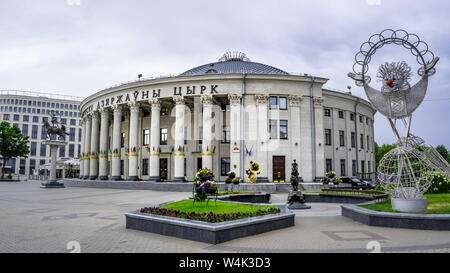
[0,0,449,147]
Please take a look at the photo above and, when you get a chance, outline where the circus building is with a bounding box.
[78,52,376,183]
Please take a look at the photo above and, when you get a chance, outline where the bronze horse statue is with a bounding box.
[44,121,69,140]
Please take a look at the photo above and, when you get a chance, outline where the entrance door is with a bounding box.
[273,156,286,183]
[197,157,202,171]
[160,158,168,182]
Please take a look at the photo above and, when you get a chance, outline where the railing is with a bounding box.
[0,89,84,101]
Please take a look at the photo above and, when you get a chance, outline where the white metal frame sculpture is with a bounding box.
[348,29,449,202]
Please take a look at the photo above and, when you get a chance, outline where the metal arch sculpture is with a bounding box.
[348,29,449,202]
[348,29,438,122]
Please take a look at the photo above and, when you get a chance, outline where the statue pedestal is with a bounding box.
[287,190,311,210]
[41,140,66,189]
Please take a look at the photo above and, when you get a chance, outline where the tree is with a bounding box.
[375,142,396,169]
[0,122,30,178]
[435,145,450,164]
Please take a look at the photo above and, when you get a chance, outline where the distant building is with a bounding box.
[0,90,84,177]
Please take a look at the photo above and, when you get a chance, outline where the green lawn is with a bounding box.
[160,200,276,214]
[360,193,450,214]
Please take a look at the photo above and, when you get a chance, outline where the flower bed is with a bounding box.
[140,200,280,223]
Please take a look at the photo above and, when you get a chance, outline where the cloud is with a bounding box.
[0,0,449,146]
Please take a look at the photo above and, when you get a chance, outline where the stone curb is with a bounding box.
[341,201,450,230]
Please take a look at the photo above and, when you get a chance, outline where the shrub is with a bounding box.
[426,172,450,194]
[374,185,385,191]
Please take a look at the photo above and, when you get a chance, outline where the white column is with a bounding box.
[289,95,302,179]
[255,94,269,183]
[49,144,58,182]
[148,98,161,181]
[313,97,325,179]
[228,93,242,177]
[79,119,86,179]
[111,105,122,180]
[201,95,213,170]
[89,111,100,179]
[83,115,92,179]
[128,102,140,180]
[173,95,186,182]
[98,108,110,180]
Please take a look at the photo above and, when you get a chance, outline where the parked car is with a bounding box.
[363,179,379,189]
[340,177,370,189]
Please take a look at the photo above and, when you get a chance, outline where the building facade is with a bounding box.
[0,90,83,176]
[78,52,376,182]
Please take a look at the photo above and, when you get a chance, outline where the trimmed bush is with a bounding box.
[426,172,450,194]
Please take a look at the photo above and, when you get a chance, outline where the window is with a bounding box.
[3,114,9,120]
[350,113,355,121]
[361,160,365,174]
[366,117,370,125]
[326,159,332,173]
[23,115,29,122]
[19,159,26,175]
[221,157,230,176]
[161,107,169,116]
[269,120,277,139]
[280,120,288,139]
[30,142,37,156]
[160,128,168,145]
[41,125,47,140]
[367,135,370,151]
[78,128,82,142]
[59,145,65,158]
[360,134,364,149]
[352,160,357,176]
[340,159,346,176]
[143,129,150,145]
[13,114,19,121]
[40,143,46,157]
[69,144,74,157]
[367,160,371,174]
[351,132,355,148]
[142,159,149,175]
[359,115,363,123]
[31,125,38,139]
[325,129,332,145]
[324,108,331,117]
[269,96,277,109]
[61,118,67,125]
[222,126,230,143]
[121,133,125,148]
[338,111,344,119]
[22,124,29,137]
[339,130,345,146]
[279,97,287,110]
[29,159,35,175]
[32,116,38,122]
[70,128,75,141]
[70,119,76,125]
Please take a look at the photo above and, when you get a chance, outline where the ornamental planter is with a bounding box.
[125,204,294,244]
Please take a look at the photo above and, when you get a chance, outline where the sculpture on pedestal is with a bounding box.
[287,160,311,209]
[41,113,67,188]
[348,29,450,212]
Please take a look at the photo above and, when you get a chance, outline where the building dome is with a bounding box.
[179,51,289,76]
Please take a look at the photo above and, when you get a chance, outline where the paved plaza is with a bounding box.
[0,181,449,253]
